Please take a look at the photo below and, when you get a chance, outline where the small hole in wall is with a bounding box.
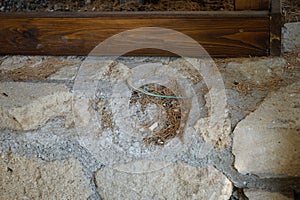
[7,167,13,172]
[1,92,8,97]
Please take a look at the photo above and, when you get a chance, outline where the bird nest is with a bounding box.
[128,82,186,145]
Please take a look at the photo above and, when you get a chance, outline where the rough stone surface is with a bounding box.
[0,82,72,130]
[217,56,297,129]
[224,57,288,85]
[244,189,293,200]
[0,152,93,200]
[0,56,81,81]
[0,56,46,72]
[233,81,300,177]
[283,22,300,52]
[194,114,231,151]
[48,63,79,80]
[95,161,232,200]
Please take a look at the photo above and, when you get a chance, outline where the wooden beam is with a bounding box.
[269,0,282,56]
[235,0,270,10]
[0,11,269,57]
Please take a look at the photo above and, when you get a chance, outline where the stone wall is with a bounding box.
[0,48,299,199]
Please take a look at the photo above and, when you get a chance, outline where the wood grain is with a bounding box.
[235,0,270,10]
[0,12,270,57]
[270,0,282,56]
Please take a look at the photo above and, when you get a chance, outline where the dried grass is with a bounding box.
[129,82,187,145]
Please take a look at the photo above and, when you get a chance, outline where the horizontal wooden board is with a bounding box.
[235,0,270,10]
[0,12,270,57]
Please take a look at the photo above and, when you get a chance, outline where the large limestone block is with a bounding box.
[0,152,93,200]
[233,81,300,177]
[0,82,72,130]
[95,161,232,200]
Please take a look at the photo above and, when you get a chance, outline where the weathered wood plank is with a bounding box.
[270,0,282,56]
[0,12,269,57]
[235,0,270,10]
